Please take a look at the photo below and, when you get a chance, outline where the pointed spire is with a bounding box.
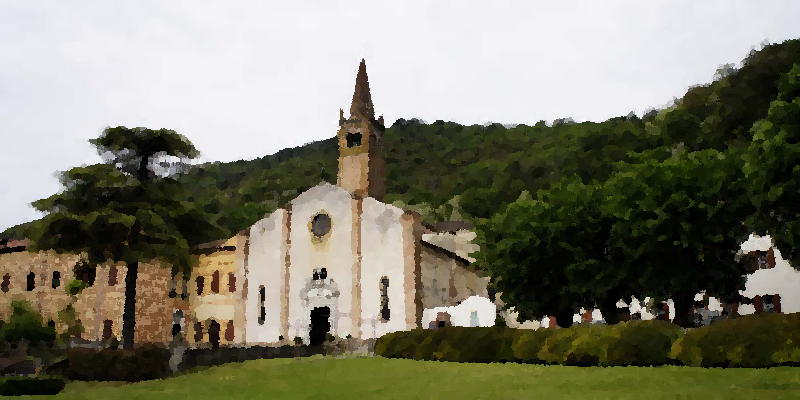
[349,59,375,120]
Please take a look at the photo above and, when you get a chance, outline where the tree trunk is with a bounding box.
[599,297,621,325]
[555,309,574,328]
[671,292,694,328]
[122,261,139,349]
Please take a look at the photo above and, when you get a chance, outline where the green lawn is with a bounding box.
[39,356,800,399]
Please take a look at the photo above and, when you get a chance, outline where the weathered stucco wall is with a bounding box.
[246,209,288,344]
[287,184,356,343]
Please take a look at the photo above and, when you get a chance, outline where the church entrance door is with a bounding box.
[309,306,331,346]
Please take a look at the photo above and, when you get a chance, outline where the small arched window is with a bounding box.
[1,274,9,293]
[211,270,220,293]
[108,266,118,286]
[379,276,390,321]
[52,271,61,289]
[196,276,205,296]
[346,132,362,148]
[228,272,236,293]
[258,285,266,325]
[26,272,36,291]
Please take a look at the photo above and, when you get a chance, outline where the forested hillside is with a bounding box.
[3,39,799,240]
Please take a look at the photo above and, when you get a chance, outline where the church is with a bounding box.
[237,60,493,345]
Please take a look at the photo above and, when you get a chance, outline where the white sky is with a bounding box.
[2,1,800,231]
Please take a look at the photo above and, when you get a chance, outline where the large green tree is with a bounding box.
[479,179,628,327]
[30,127,220,349]
[603,149,753,327]
[743,64,800,265]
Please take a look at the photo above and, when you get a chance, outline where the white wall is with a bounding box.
[246,209,287,343]
[287,183,356,342]
[739,234,800,314]
[359,197,408,339]
[422,295,496,328]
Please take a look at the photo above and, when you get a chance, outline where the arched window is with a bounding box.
[108,266,118,286]
[193,322,203,343]
[26,272,36,291]
[196,276,205,296]
[47,320,56,329]
[346,132,362,148]
[258,285,266,325]
[379,276,390,321]
[228,272,236,293]
[102,320,113,340]
[225,320,235,341]
[211,270,220,294]
[1,274,9,293]
[51,271,61,289]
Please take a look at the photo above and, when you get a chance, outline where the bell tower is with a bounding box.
[336,59,385,200]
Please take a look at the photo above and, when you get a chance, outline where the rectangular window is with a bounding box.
[26,272,35,291]
[196,276,205,296]
[228,272,236,293]
[194,322,203,343]
[52,271,61,289]
[225,320,235,341]
[102,320,113,340]
[258,285,266,325]
[380,277,390,321]
[211,270,220,294]
[108,266,118,286]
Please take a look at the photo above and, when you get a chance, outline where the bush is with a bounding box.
[0,376,66,396]
[670,312,800,367]
[376,327,520,363]
[537,321,682,366]
[0,300,56,344]
[66,344,171,381]
[377,321,682,366]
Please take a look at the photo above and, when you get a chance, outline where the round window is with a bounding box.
[311,213,331,237]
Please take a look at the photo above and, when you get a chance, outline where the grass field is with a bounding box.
[38,356,800,399]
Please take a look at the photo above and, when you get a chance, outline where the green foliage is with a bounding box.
[0,300,55,344]
[537,321,682,366]
[479,179,621,326]
[671,313,800,367]
[743,64,800,265]
[375,327,517,363]
[57,303,84,341]
[0,376,66,396]
[376,323,681,366]
[65,344,172,381]
[64,279,87,296]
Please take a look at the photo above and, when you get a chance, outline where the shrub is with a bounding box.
[66,344,171,381]
[376,327,518,363]
[0,376,66,396]
[510,328,553,363]
[670,312,800,367]
[538,321,682,366]
[0,300,56,344]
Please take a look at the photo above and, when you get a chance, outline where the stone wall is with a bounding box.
[0,250,173,344]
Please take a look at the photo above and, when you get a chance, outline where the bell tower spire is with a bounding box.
[336,59,385,200]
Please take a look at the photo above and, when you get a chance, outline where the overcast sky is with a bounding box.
[2,1,800,231]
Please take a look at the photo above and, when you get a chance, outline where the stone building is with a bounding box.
[0,239,177,344]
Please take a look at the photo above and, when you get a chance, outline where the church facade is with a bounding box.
[216,60,492,346]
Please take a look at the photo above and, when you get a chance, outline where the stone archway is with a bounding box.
[309,306,331,345]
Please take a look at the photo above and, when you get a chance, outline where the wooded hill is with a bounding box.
[4,38,800,240]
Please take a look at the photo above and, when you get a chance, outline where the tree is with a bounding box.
[603,149,753,327]
[30,127,221,349]
[478,178,627,327]
[743,64,800,265]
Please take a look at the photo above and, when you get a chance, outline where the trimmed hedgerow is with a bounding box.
[66,344,171,381]
[537,320,683,366]
[0,376,66,396]
[376,321,681,366]
[670,313,800,367]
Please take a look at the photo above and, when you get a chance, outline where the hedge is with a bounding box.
[66,344,171,381]
[180,344,324,371]
[670,312,800,367]
[376,321,681,366]
[537,320,682,366]
[0,376,66,396]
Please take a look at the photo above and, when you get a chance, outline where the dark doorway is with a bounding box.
[208,320,221,349]
[309,306,331,346]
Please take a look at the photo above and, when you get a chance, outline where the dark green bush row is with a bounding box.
[376,321,680,366]
[66,344,171,381]
[0,376,66,396]
[671,313,800,367]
